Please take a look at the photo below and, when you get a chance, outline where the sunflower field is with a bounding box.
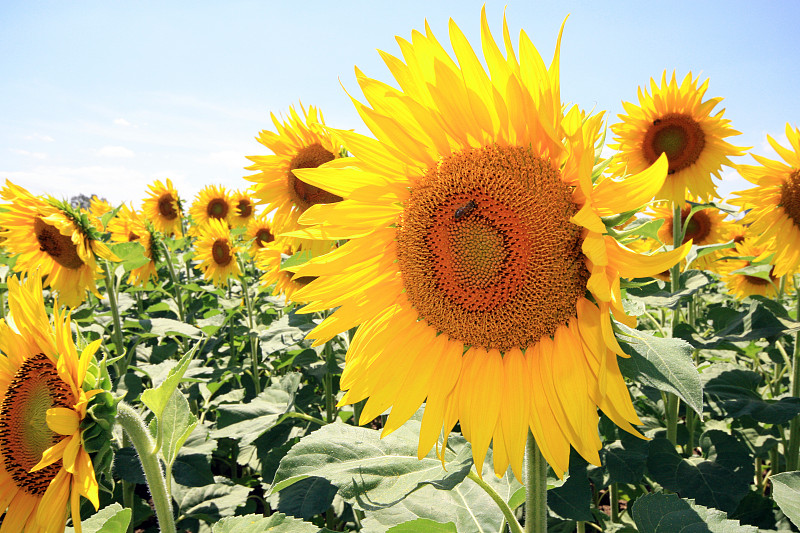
[3,9,800,533]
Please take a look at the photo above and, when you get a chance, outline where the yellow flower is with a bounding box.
[194,218,241,287]
[286,10,689,480]
[88,196,111,219]
[108,204,159,287]
[717,240,785,300]
[246,213,276,256]
[230,190,256,228]
[609,72,745,204]
[189,185,233,233]
[0,275,103,533]
[245,104,342,255]
[142,179,183,237]
[255,246,311,304]
[731,124,800,277]
[650,200,732,271]
[0,181,117,307]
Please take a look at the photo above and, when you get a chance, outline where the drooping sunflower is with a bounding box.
[230,190,256,228]
[286,11,689,480]
[0,181,117,307]
[142,178,183,237]
[717,240,785,300]
[194,218,241,287]
[189,184,233,233]
[246,212,277,256]
[108,204,159,287]
[608,71,745,204]
[0,275,103,533]
[245,104,343,255]
[731,124,800,277]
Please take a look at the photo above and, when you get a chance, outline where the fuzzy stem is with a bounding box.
[786,285,800,471]
[610,483,620,523]
[160,241,186,323]
[466,470,524,533]
[102,262,126,373]
[116,402,176,533]
[665,201,684,447]
[238,260,261,394]
[525,434,547,533]
[324,342,335,423]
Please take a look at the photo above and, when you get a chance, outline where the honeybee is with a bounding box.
[454,200,477,221]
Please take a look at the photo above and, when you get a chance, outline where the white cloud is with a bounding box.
[10,148,47,160]
[114,118,131,126]
[23,133,54,142]
[97,146,135,158]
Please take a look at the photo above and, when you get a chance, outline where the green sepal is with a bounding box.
[46,197,107,242]
[81,390,121,479]
[602,210,638,230]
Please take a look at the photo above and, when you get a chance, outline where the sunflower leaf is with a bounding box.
[65,503,131,533]
[109,241,151,271]
[616,323,703,417]
[141,341,199,421]
[770,472,800,528]
[212,513,329,533]
[631,492,757,532]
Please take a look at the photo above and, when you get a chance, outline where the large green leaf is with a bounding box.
[160,388,198,474]
[270,420,473,510]
[212,512,325,533]
[259,313,315,355]
[616,323,703,416]
[109,241,150,270]
[387,519,457,532]
[140,317,202,339]
[270,476,339,521]
[178,476,251,523]
[770,471,800,528]
[626,270,709,310]
[632,493,757,532]
[601,437,649,485]
[548,452,592,521]
[141,343,198,421]
[65,503,131,533]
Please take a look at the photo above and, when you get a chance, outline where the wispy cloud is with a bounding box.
[114,118,131,126]
[97,146,135,158]
[23,133,54,142]
[10,148,47,160]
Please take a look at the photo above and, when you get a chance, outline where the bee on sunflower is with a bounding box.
[0,181,117,307]
[142,178,184,237]
[283,10,690,480]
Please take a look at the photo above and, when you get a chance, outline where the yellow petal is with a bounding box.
[592,154,668,216]
[47,407,80,436]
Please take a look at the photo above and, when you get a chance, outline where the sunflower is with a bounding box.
[608,71,745,204]
[650,200,731,271]
[0,181,117,307]
[88,196,111,219]
[0,275,103,533]
[285,11,689,481]
[194,218,241,287]
[717,240,785,300]
[246,213,277,256]
[142,178,183,237]
[230,190,256,228]
[108,204,159,287]
[244,104,343,255]
[731,124,800,277]
[255,246,311,304]
[189,185,233,233]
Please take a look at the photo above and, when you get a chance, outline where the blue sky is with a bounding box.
[1,0,798,208]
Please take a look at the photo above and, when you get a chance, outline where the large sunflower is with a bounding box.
[244,104,343,255]
[0,181,116,307]
[731,124,800,277]
[608,72,745,204]
[142,178,183,237]
[0,275,102,533]
[108,204,159,287]
[286,11,689,480]
[717,239,784,300]
[194,218,241,287]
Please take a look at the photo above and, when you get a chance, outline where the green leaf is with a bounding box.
[281,250,314,271]
[270,419,473,510]
[770,471,800,528]
[270,477,338,521]
[160,389,198,468]
[601,437,649,485]
[729,263,774,281]
[684,240,735,269]
[178,476,251,523]
[548,450,592,521]
[259,313,315,355]
[616,323,703,416]
[212,513,324,533]
[141,343,198,421]
[65,503,131,533]
[387,519,458,532]
[610,217,664,241]
[626,270,709,310]
[632,492,757,532]
[140,318,202,339]
[109,241,151,270]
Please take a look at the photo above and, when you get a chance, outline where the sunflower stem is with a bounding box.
[324,341,335,423]
[665,201,684,447]
[609,483,620,522]
[238,259,262,395]
[466,470,524,533]
[525,433,548,533]
[102,261,126,373]
[116,402,176,533]
[160,240,186,323]
[785,282,800,471]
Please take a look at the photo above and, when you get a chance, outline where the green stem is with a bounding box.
[161,241,186,323]
[116,402,176,533]
[102,262,126,374]
[239,262,261,395]
[665,393,679,446]
[665,201,684,447]
[786,283,800,471]
[525,434,547,533]
[609,483,620,523]
[466,470,524,533]
[122,432,135,533]
[576,523,586,533]
[755,457,763,493]
[771,445,781,476]
[324,342,335,423]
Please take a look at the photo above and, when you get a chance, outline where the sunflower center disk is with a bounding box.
[237,199,253,218]
[0,354,71,495]
[212,240,232,266]
[207,198,229,219]
[780,169,800,227]
[643,114,706,173]
[34,218,84,270]
[396,145,590,352]
[255,229,274,247]
[682,210,712,244]
[158,195,178,219]
[288,143,342,209]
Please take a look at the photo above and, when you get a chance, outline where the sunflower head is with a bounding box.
[108,204,159,287]
[255,246,312,304]
[246,212,277,256]
[189,184,234,234]
[230,190,256,228]
[142,178,184,237]
[194,218,241,287]
[283,10,690,481]
[244,104,343,256]
[717,239,784,300]
[0,275,106,532]
[732,124,800,277]
[608,71,745,204]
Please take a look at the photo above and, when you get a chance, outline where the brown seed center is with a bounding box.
[396,144,589,352]
[0,354,72,496]
[237,199,253,218]
[34,218,84,270]
[642,113,706,174]
[780,169,800,228]
[158,194,178,220]
[255,228,274,247]
[288,143,342,210]
[207,198,229,219]
[212,239,232,266]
